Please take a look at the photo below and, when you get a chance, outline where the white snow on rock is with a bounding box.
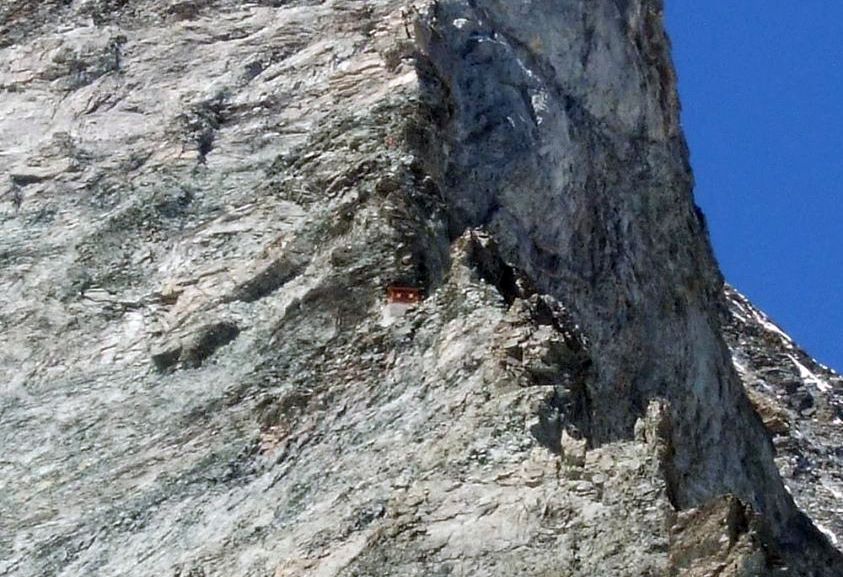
[749,305,794,346]
[790,354,833,393]
[817,522,840,547]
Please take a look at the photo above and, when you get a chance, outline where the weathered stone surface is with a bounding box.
[0,1,840,576]
[668,495,769,577]
[723,285,843,553]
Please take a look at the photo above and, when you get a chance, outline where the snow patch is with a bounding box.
[789,355,832,393]
[730,297,751,321]
[751,307,793,344]
[731,310,748,324]
[731,355,749,375]
[730,290,796,349]
[816,522,839,546]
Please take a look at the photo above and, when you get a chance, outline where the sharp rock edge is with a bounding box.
[0,1,840,576]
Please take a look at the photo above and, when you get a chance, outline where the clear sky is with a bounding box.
[664,3,842,372]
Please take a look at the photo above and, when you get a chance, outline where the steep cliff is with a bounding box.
[0,1,840,576]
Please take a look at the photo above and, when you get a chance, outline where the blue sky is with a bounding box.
[664,3,842,372]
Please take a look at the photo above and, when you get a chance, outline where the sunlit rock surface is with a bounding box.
[0,1,840,576]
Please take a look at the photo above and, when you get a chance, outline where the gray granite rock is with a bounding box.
[0,1,840,576]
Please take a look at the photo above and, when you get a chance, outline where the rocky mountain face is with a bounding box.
[0,1,840,576]
[722,286,843,554]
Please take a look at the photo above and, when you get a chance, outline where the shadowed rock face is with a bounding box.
[0,1,840,576]
[413,0,831,554]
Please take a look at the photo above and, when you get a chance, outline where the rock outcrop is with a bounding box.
[723,286,843,553]
[0,1,840,576]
